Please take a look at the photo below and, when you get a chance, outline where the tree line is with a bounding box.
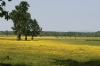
[1,31,100,37]
[40,31,100,37]
[0,0,42,40]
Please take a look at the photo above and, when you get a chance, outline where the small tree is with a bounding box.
[5,30,8,36]
[30,19,42,40]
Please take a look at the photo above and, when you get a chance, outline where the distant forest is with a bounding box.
[0,31,100,37]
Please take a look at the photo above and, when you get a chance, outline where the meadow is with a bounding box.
[0,36,100,66]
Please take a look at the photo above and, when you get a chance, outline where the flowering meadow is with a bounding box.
[0,36,100,66]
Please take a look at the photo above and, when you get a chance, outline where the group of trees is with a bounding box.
[0,31,13,36]
[40,31,100,37]
[0,0,42,40]
[1,31,100,37]
[10,1,42,40]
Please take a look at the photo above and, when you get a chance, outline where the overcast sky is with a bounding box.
[0,0,100,32]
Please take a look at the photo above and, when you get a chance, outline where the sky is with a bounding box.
[0,0,100,32]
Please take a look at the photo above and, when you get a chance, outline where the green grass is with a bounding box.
[0,36,100,66]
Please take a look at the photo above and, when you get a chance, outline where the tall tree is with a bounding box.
[0,0,12,20]
[21,12,31,40]
[10,1,30,40]
[30,19,42,40]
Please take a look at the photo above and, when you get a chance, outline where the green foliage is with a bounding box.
[21,12,31,36]
[10,1,42,40]
[40,31,100,37]
[0,31,14,35]
[21,18,42,40]
[5,30,8,36]
[0,0,12,20]
[30,19,42,36]
[10,1,30,40]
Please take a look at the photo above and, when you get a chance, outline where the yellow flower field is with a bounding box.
[0,36,100,66]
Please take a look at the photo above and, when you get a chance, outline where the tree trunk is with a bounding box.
[17,20,21,40]
[19,34,21,40]
[31,35,34,40]
[17,31,21,40]
[17,30,21,40]
[25,35,27,40]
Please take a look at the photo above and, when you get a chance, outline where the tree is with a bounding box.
[10,1,30,40]
[5,30,8,36]
[0,0,12,20]
[30,19,42,40]
[21,12,31,40]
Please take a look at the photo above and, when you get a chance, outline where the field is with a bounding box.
[0,36,100,66]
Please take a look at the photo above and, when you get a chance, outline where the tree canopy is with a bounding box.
[30,19,42,40]
[10,1,30,40]
[0,1,42,40]
[10,1,42,40]
[0,0,12,20]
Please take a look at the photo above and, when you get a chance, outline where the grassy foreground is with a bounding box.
[0,36,100,66]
